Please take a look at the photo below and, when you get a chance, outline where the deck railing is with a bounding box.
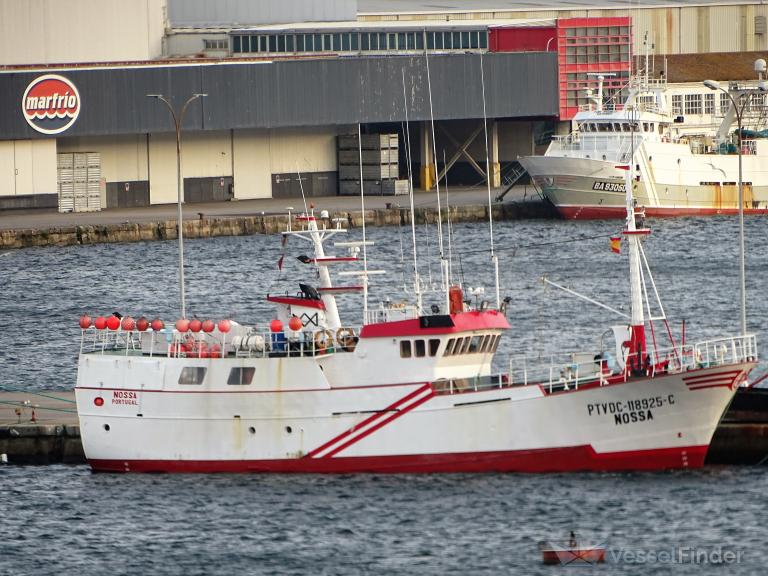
[79,326,361,359]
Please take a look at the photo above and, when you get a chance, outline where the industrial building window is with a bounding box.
[684,94,702,115]
[407,32,415,50]
[203,39,228,50]
[704,93,715,115]
[672,95,683,115]
[342,33,351,51]
[269,35,277,52]
[286,35,294,52]
[333,33,341,51]
[297,34,305,51]
[278,35,286,52]
[233,36,242,53]
[315,34,323,51]
[453,32,461,49]
[416,32,424,50]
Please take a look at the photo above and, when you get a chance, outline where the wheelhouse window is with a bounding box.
[414,339,426,358]
[429,339,440,357]
[227,367,255,385]
[445,338,457,356]
[400,340,412,358]
[179,367,207,385]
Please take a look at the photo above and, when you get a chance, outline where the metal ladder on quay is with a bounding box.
[495,160,529,202]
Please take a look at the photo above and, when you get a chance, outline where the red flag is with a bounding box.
[609,236,621,254]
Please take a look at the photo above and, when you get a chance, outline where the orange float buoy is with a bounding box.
[106,315,121,331]
[288,316,302,331]
[189,319,202,333]
[217,319,231,333]
[176,318,190,332]
[94,316,107,330]
[209,343,222,358]
[150,318,164,331]
[270,319,284,333]
[79,315,92,329]
[202,319,215,333]
[121,316,135,331]
[136,317,149,331]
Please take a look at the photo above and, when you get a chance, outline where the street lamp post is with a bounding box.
[704,69,766,337]
[146,93,207,319]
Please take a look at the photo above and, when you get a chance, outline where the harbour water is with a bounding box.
[1,216,767,573]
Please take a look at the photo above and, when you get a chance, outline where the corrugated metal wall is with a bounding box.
[0,0,165,65]
[0,53,559,140]
[167,0,356,27]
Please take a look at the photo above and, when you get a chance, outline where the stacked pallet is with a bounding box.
[337,133,408,196]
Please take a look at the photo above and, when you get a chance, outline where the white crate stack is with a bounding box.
[337,133,408,196]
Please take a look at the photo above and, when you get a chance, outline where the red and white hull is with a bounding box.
[75,357,750,473]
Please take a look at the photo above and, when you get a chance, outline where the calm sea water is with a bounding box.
[1,465,766,575]
[1,216,767,574]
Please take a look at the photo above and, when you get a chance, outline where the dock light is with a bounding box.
[146,93,208,320]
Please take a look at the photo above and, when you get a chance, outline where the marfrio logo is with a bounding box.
[22,74,80,135]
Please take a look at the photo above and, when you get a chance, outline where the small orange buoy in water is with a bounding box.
[94,316,107,330]
[176,318,190,332]
[151,318,164,331]
[136,317,149,331]
[79,315,92,329]
[106,315,121,331]
[189,319,202,333]
[202,319,215,333]
[288,316,302,331]
[270,319,283,332]
[218,319,231,333]
[121,316,135,331]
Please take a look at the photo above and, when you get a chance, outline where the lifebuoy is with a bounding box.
[336,327,357,352]
[314,329,334,353]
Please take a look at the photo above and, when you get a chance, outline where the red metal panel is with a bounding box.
[488,26,556,53]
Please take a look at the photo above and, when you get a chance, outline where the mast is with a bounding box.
[623,109,649,374]
[357,123,369,323]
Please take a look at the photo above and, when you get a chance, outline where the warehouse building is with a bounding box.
[0,0,766,212]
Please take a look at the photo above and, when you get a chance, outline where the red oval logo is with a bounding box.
[94,396,104,407]
[22,74,80,135]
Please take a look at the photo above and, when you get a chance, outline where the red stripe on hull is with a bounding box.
[556,205,768,220]
[87,444,708,474]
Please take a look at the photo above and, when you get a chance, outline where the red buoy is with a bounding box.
[270,319,284,333]
[121,316,135,331]
[136,317,149,331]
[94,316,107,330]
[176,318,190,332]
[106,315,121,331]
[202,319,215,333]
[79,314,92,329]
[288,316,302,331]
[210,343,222,358]
[189,319,202,333]
[217,319,231,333]
[150,318,165,331]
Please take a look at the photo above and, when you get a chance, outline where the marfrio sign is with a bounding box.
[22,74,81,135]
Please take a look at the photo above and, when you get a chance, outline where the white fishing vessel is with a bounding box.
[74,182,756,472]
[519,58,768,219]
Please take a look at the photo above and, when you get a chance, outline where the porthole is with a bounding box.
[103,424,110,432]
[249,427,256,434]
[285,426,293,434]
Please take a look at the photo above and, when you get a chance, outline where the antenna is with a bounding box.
[401,68,422,313]
[296,164,309,215]
[480,52,501,309]
[357,122,369,323]
[444,149,454,286]
[425,31,449,312]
